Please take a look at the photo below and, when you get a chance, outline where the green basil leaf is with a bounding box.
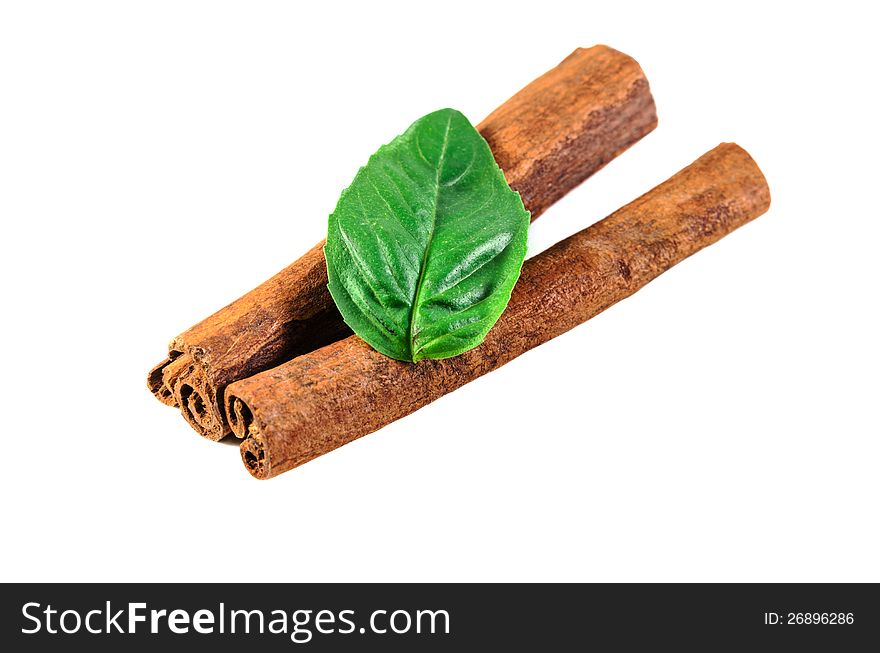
[325,108,530,362]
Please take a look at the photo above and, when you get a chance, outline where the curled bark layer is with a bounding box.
[226,144,771,479]
[148,45,658,440]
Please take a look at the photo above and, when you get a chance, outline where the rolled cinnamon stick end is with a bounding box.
[149,45,658,440]
[227,143,771,479]
[147,357,178,407]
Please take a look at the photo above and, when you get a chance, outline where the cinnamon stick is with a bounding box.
[226,143,771,479]
[147,45,658,440]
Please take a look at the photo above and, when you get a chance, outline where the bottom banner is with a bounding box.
[1,583,877,649]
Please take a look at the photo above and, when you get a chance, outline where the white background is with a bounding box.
[1,1,877,582]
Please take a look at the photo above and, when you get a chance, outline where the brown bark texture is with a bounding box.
[147,45,658,440]
[226,143,771,479]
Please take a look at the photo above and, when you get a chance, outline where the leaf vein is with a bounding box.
[407,112,453,359]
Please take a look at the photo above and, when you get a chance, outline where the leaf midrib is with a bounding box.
[407,112,453,360]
